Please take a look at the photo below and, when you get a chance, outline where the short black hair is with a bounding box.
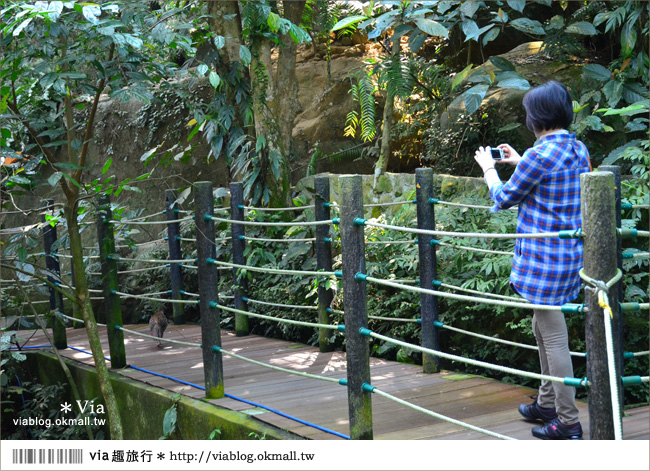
[522,81,573,134]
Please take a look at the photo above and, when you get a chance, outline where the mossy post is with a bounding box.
[415,169,440,373]
[230,182,249,337]
[40,200,67,349]
[314,175,334,352]
[581,171,620,440]
[340,175,373,440]
[96,195,126,368]
[194,181,224,398]
[165,189,185,325]
[598,165,624,414]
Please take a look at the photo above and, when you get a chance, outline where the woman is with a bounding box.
[473,80,590,440]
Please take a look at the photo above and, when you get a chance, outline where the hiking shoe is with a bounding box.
[532,418,583,440]
[518,400,558,423]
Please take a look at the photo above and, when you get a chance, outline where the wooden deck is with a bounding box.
[25,323,649,440]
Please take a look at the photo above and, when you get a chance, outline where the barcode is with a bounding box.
[12,449,83,465]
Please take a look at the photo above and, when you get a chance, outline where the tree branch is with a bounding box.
[73,43,115,184]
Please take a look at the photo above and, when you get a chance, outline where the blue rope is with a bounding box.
[64,345,350,440]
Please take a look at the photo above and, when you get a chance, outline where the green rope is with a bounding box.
[362,200,416,208]
[363,275,581,312]
[365,239,415,245]
[213,344,342,384]
[243,297,319,311]
[360,219,569,240]
[370,386,516,440]
[89,265,167,276]
[369,315,420,323]
[241,236,316,243]
[361,328,588,387]
[212,302,342,331]
[108,216,193,225]
[112,291,199,304]
[578,268,623,291]
[56,312,105,327]
[116,325,202,347]
[108,255,194,264]
[209,216,333,227]
[433,239,514,256]
[207,259,336,278]
[434,320,586,357]
[242,204,313,211]
[434,199,516,211]
[439,281,526,302]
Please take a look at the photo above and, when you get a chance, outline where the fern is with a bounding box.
[384,55,413,101]
[357,75,377,141]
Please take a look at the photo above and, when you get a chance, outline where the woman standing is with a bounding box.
[474,81,590,440]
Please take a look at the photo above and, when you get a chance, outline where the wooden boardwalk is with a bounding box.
[26,324,649,440]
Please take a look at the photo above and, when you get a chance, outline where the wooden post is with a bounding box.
[340,175,373,440]
[598,165,624,414]
[314,175,334,353]
[194,181,224,398]
[41,200,67,349]
[229,182,249,337]
[581,171,620,440]
[165,189,185,325]
[95,195,126,368]
[415,168,440,373]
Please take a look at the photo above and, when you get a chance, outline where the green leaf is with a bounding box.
[497,77,530,90]
[414,18,448,38]
[58,72,87,80]
[582,64,611,82]
[482,26,500,46]
[62,172,81,188]
[102,158,112,175]
[9,174,31,184]
[267,12,281,32]
[48,172,63,186]
[460,0,480,17]
[213,35,225,50]
[331,15,367,32]
[565,21,598,35]
[597,100,649,116]
[498,122,521,133]
[82,4,100,24]
[463,84,489,115]
[510,18,546,35]
[209,71,221,89]
[52,162,83,170]
[197,64,208,76]
[490,56,516,71]
[506,1,526,13]
[602,80,623,107]
[239,45,251,66]
[620,22,636,58]
[451,64,473,91]
[13,17,33,37]
[162,407,177,437]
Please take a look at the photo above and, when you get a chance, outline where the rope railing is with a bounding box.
[433,320,586,357]
[212,344,344,384]
[359,273,584,312]
[365,384,515,440]
[241,204,313,212]
[108,216,193,225]
[208,215,335,227]
[211,302,344,332]
[622,251,649,260]
[107,255,195,265]
[239,236,316,244]
[359,327,589,388]
[357,218,579,240]
[111,290,199,304]
[116,325,203,347]
[88,265,167,276]
[431,198,518,211]
[206,259,336,278]
[432,239,514,256]
[241,297,319,311]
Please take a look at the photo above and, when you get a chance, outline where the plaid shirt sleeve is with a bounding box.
[488,148,544,211]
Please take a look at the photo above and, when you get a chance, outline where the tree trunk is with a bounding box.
[64,201,124,440]
[206,1,243,65]
[374,37,400,185]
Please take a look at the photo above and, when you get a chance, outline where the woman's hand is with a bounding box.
[474,146,495,173]
[496,144,522,165]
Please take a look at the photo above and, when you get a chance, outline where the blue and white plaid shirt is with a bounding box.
[488,132,591,305]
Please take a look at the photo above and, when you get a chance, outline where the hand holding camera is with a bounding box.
[474,144,522,173]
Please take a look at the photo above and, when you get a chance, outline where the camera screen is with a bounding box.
[491,148,504,160]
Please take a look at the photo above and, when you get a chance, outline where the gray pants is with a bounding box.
[532,309,580,425]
